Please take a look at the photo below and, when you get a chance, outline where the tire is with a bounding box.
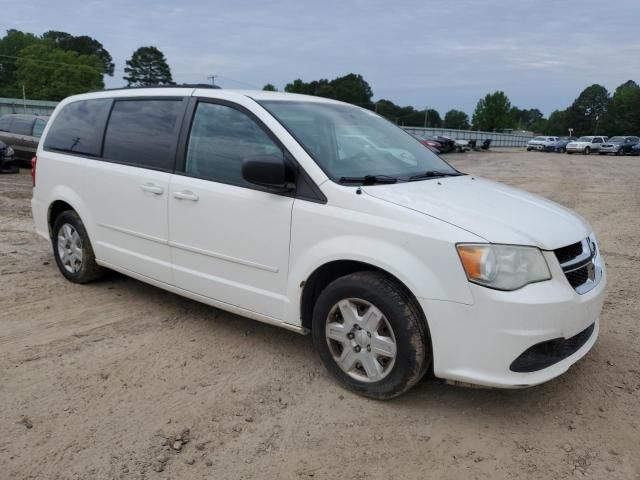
[584,147,591,155]
[312,271,430,399]
[52,210,105,283]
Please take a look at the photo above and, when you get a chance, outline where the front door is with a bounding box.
[169,100,294,320]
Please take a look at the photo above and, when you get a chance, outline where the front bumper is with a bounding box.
[598,146,621,154]
[419,251,606,388]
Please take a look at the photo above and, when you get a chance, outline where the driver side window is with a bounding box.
[185,102,281,186]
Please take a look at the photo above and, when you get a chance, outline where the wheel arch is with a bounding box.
[299,259,429,335]
[45,187,95,241]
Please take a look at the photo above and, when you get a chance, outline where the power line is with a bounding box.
[0,53,268,91]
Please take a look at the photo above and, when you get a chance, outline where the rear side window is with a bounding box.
[32,118,46,138]
[185,102,281,186]
[44,99,111,156]
[103,99,183,170]
[11,117,33,135]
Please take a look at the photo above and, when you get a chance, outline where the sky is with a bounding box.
[4,0,640,116]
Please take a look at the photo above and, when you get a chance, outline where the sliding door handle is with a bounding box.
[141,183,164,195]
[173,190,199,201]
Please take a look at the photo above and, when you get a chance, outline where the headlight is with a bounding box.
[456,244,551,291]
[6,146,14,157]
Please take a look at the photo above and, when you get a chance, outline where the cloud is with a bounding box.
[6,0,640,115]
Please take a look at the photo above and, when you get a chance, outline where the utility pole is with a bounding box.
[424,107,429,129]
[22,84,27,113]
[207,75,218,87]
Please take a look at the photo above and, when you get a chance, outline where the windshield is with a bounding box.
[608,137,626,143]
[532,136,547,141]
[576,136,593,142]
[259,100,457,182]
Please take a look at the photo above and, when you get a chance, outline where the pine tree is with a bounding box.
[123,46,174,87]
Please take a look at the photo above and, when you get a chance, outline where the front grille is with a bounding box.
[510,323,595,372]
[554,237,600,294]
[566,266,590,288]
[554,242,583,264]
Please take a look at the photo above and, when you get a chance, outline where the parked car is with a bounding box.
[566,136,607,155]
[551,137,577,153]
[454,139,471,152]
[412,135,442,153]
[0,114,48,164]
[0,140,17,173]
[598,136,640,155]
[428,135,456,153]
[527,136,559,152]
[633,143,640,155]
[32,88,606,398]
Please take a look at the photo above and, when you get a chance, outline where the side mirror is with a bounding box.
[241,154,294,191]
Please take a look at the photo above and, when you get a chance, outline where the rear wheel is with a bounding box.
[52,210,104,283]
[312,271,430,399]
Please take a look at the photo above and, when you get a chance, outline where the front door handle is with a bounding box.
[141,183,164,195]
[173,190,199,201]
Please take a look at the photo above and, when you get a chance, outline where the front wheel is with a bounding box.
[584,147,591,155]
[52,210,105,283]
[312,271,430,399]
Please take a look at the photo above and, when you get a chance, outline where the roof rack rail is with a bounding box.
[100,84,222,92]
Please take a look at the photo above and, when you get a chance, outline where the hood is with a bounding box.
[363,176,591,250]
[568,141,589,146]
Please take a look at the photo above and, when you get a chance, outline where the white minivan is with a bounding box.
[31,88,606,398]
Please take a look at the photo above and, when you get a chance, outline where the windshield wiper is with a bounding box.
[408,171,463,181]
[339,175,399,185]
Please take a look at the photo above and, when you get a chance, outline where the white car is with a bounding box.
[566,136,608,155]
[31,88,606,398]
[526,136,559,152]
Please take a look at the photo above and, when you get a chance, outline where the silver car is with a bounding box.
[566,136,607,155]
[527,136,559,152]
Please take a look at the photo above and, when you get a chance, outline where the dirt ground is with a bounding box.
[1,150,639,480]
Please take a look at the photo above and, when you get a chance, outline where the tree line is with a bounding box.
[273,76,639,135]
[1,29,638,135]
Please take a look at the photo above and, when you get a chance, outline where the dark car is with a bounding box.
[0,140,18,173]
[428,135,456,153]
[549,137,577,153]
[632,143,640,155]
[0,114,49,164]
[598,136,640,155]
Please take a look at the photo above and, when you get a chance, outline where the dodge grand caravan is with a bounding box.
[31,88,606,398]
